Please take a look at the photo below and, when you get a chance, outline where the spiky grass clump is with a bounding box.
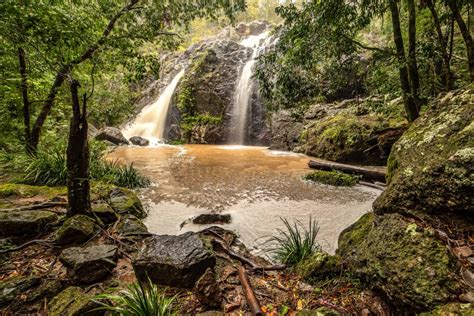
[94,278,176,316]
[304,170,358,186]
[264,217,321,266]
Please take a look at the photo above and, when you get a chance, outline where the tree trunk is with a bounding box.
[425,0,454,90]
[407,0,420,107]
[388,0,419,122]
[447,0,474,81]
[66,80,91,217]
[18,47,32,154]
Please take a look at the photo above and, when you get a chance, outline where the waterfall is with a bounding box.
[228,31,271,144]
[123,69,185,144]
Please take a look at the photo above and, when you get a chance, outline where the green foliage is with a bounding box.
[94,278,176,316]
[304,171,358,187]
[1,141,149,189]
[263,217,321,266]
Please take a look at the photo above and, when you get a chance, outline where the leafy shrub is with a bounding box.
[304,170,358,186]
[94,278,176,316]
[263,217,321,266]
[1,141,149,189]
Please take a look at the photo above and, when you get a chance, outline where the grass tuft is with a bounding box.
[94,278,176,316]
[263,217,321,266]
[304,170,358,186]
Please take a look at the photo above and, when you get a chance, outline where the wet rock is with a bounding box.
[0,276,40,306]
[109,188,146,219]
[95,126,129,145]
[133,232,216,288]
[59,244,118,284]
[337,213,463,311]
[0,210,58,238]
[48,286,103,316]
[235,20,268,36]
[129,136,149,146]
[374,86,474,219]
[194,268,222,308]
[193,213,231,225]
[92,202,117,224]
[56,214,97,245]
[116,214,149,238]
[270,110,304,151]
[295,251,342,280]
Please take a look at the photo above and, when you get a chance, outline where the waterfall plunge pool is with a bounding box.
[108,145,381,255]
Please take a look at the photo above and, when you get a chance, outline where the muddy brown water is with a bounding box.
[108,145,381,255]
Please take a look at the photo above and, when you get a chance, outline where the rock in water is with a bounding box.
[95,126,129,145]
[0,210,58,237]
[56,214,97,245]
[108,187,146,218]
[193,213,231,225]
[129,136,150,146]
[59,244,117,284]
[133,232,216,288]
[374,86,474,218]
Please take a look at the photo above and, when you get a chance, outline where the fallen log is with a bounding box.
[238,266,263,316]
[308,160,386,183]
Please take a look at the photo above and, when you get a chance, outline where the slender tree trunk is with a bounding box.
[388,0,419,122]
[407,0,420,106]
[18,47,32,154]
[426,0,454,90]
[447,0,474,81]
[66,80,91,217]
[28,0,140,154]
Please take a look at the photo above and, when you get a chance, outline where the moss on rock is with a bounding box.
[304,170,358,186]
[0,210,58,237]
[0,183,66,198]
[420,303,474,316]
[108,187,146,218]
[374,85,474,219]
[48,286,101,316]
[337,213,464,311]
[295,251,342,281]
[56,214,97,245]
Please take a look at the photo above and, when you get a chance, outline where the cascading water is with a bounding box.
[228,31,272,144]
[122,69,185,145]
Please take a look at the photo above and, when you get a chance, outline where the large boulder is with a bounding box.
[48,286,102,316]
[337,213,464,311]
[269,110,304,151]
[95,126,129,145]
[59,244,118,284]
[0,210,58,238]
[374,86,474,218]
[108,188,146,218]
[56,214,97,245]
[133,232,216,288]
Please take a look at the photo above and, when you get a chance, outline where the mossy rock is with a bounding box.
[91,202,117,224]
[48,286,103,316]
[420,303,473,316]
[304,170,358,186]
[0,276,40,306]
[108,187,146,219]
[56,214,97,245]
[337,213,464,311]
[0,210,58,238]
[0,183,66,198]
[295,251,342,281]
[374,86,474,219]
[116,214,148,238]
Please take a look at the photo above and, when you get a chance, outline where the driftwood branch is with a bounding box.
[308,160,386,183]
[238,266,262,316]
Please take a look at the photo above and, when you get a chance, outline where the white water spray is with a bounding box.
[228,31,272,144]
[123,69,185,144]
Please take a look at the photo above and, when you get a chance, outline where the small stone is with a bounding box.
[460,291,474,303]
[133,232,215,288]
[109,188,146,218]
[116,214,148,237]
[193,213,232,225]
[59,244,117,284]
[92,202,117,224]
[0,210,58,237]
[129,136,150,146]
[0,276,40,306]
[56,215,97,245]
[194,268,222,308]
